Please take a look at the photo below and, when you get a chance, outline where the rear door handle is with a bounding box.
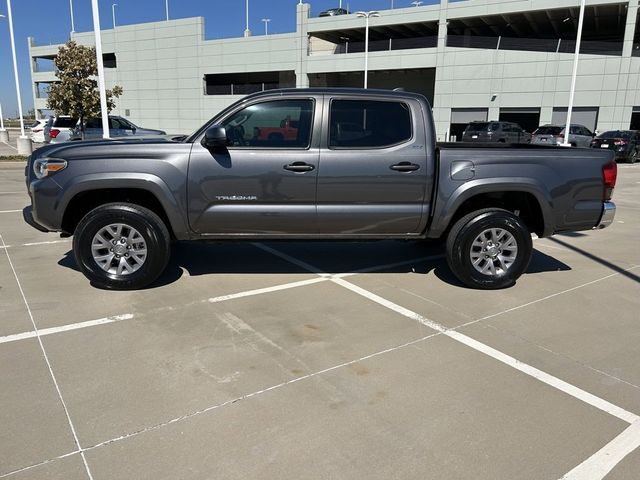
[390,162,420,172]
[283,162,315,173]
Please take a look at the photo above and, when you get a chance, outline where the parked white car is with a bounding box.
[44,116,78,144]
[28,119,48,143]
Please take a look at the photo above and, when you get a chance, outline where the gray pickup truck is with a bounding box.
[24,88,617,290]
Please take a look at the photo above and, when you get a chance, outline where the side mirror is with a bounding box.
[201,125,227,149]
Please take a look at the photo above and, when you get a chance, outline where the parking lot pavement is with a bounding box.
[1,163,639,479]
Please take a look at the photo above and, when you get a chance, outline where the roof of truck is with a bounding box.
[241,87,429,102]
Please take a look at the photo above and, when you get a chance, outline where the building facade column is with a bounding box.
[295,3,310,88]
[622,0,638,58]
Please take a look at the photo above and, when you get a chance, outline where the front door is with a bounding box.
[188,97,321,235]
[316,97,431,235]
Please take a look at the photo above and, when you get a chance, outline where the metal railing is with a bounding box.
[446,35,623,56]
[309,35,438,56]
[205,82,294,95]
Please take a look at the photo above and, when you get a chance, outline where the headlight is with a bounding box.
[33,158,67,179]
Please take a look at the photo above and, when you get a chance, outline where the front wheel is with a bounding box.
[73,203,171,290]
[446,208,532,289]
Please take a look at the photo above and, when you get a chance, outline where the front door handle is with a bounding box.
[284,162,315,173]
[390,162,420,172]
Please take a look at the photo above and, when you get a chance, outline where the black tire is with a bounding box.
[628,149,638,164]
[446,208,532,289]
[73,203,171,290]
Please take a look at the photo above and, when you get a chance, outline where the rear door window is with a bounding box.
[329,99,412,148]
[535,126,561,135]
[54,117,78,128]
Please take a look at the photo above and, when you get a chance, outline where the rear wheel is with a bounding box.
[446,208,532,289]
[629,149,638,164]
[73,203,171,290]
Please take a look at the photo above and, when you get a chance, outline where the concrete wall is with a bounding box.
[29,0,640,139]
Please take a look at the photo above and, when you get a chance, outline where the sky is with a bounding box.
[0,0,439,118]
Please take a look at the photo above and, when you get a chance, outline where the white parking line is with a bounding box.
[0,239,72,250]
[332,276,639,424]
[560,420,640,479]
[0,209,21,213]
[0,314,135,345]
[0,234,95,480]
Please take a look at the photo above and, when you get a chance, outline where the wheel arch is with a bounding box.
[59,174,189,239]
[428,179,554,239]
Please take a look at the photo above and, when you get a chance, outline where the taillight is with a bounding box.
[614,140,628,146]
[49,129,60,138]
[558,133,564,139]
[602,160,617,201]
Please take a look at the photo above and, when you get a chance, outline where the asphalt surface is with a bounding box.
[0,160,639,479]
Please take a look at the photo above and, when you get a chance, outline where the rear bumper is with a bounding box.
[595,202,616,229]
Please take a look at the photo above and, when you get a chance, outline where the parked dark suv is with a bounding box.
[461,121,531,144]
[590,130,639,163]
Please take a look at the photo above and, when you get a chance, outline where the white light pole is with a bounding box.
[165,0,169,21]
[244,0,251,37]
[355,11,380,89]
[0,15,5,143]
[112,3,118,29]
[6,1,31,154]
[69,0,75,34]
[91,0,110,139]
[261,18,270,35]
[563,0,586,147]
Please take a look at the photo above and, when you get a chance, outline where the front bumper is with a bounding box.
[23,205,50,233]
[595,202,616,229]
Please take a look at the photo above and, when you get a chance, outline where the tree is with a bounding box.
[47,41,123,134]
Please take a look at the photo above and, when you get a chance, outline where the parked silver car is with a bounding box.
[531,124,594,148]
[461,121,531,144]
[70,116,166,141]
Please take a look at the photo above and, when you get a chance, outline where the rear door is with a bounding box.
[187,96,321,234]
[316,95,430,235]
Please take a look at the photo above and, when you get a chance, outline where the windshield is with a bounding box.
[534,126,562,135]
[598,130,632,139]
